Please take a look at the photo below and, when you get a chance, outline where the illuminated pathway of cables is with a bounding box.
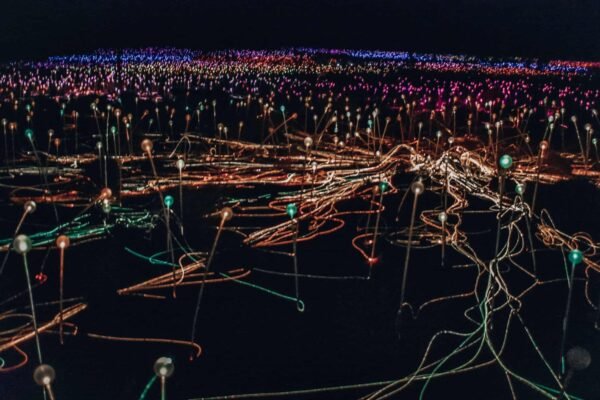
[0,48,599,399]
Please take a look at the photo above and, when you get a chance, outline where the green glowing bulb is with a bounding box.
[164,195,174,209]
[286,203,297,219]
[25,128,33,140]
[379,181,389,193]
[499,154,513,170]
[568,249,583,266]
[515,183,525,195]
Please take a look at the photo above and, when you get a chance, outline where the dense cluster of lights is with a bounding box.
[0,48,599,399]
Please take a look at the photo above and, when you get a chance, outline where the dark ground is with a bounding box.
[1,168,600,399]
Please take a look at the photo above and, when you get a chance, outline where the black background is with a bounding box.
[0,0,599,62]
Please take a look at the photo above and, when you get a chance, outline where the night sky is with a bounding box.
[0,0,598,62]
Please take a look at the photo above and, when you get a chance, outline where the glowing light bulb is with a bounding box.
[33,364,56,387]
[13,234,32,255]
[141,139,153,153]
[499,154,513,170]
[515,183,526,195]
[438,212,447,223]
[221,207,233,221]
[25,128,33,140]
[164,195,174,208]
[303,137,313,148]
[411,181,424,195]
[176,159,185,170]
[286,203,297,219]
[24,200,37,214]
[56,235,70,249]
[153,357,175,378]
[100,187,112,200]
[568,249,583,265]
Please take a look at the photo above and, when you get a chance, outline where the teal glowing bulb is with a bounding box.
[286,203,297,219]
[25,128,33,140]
[515,183,525,195]
[164,195,174,208]
[568,249,583,265]
[379,181,389,193]
[280,105,285,113]
[499,154,513,169]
